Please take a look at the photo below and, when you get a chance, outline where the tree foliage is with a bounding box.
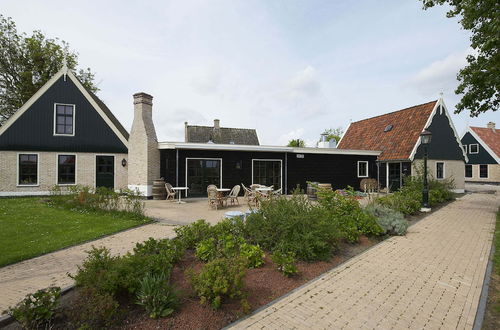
[287,139,305,147]
[322,127,343,143]
[421,0,499,116]
[0,15,98,124]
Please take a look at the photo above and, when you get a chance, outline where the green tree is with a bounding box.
[0,15,98,124]
[322,127,343,143]
[287,139,305,147]
[421,0,499,116]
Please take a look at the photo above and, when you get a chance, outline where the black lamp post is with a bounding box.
[420,130,432,210]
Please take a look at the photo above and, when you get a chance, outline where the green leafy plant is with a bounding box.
[6,287,61,329]
[240,243,265,268]
[271,251,298,277]
[174,219,213,249]
[195,237,218,262]
[66,286,119,329]
[189,257,247,310]
[365,203,408,236]
[136,272,179,319]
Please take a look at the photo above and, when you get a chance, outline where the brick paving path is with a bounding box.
[0,223,176,314]
[230,193,499,329]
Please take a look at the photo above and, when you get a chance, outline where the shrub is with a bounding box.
[7,287,61,329]
[189,257,247,310]
[245,193,340,261]
[66,286,119,329]
[195,237,218,262]
[240,243,265,268]
[271,251,298,277]
[174,219,213,249]
[136,272,179,319]
[365,204,408,236]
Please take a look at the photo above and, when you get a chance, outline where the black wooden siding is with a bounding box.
[461,132,497,164]
[160,149,378,195]
[414,107,464,161]
[0,76,127,153]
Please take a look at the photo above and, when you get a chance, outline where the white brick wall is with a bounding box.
[412,159,465,192]
[465,164,500,184]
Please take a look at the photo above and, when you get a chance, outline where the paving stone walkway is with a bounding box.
[0,223,176,314]
[229,193,500,330]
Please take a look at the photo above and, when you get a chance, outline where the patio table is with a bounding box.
[216,188,231,207]
[172,187,189,204]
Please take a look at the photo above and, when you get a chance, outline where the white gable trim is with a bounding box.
[465,127,500,164]
[336,121,351,148]
[409,98,469,162]
[0,68,128,148]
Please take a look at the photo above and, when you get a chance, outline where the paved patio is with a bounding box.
[229,192,500,330]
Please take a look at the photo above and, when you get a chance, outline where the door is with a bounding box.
[186,159,221,196]
[96,156,114,189]
[388,162,401,192]
[252,160,282,189]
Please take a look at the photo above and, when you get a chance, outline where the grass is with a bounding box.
[0,197,151,267]
[483,208,500,329]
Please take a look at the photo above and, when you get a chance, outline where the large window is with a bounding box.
[465,165,473,178]
[57,155,76,184]
[252,160,282,190]
[18,154,38,185]
[480,164,488,178]
[436,162,445,179]
[469,144,479,154]
[54,104,75,135]
[357,161,369,178]
[186,158,222,196]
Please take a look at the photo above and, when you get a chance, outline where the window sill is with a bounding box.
[17,184,40,187]
[57,183,76,186]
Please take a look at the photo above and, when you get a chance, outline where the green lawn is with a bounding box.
[0,197,151,267]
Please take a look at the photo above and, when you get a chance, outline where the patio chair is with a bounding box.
[207,186,220,210]
[271,188,282,197]
[241,183,257,206]
[250,184,261,190]
[165,183,176,201]
[228,185,241,205]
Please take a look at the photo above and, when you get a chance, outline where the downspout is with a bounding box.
[376,160,380,193]
[285,153,288,195]
[176,149,179,187]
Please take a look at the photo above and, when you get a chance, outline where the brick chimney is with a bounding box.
[127,93,160,197]
[487,122,496,129]
[214,119,220,129]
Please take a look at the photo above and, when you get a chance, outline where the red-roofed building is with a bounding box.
[338,98,467,192]
[461,122,500,184]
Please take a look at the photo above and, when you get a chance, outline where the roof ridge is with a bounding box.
[187,124,256,131]
[351,100,437,124]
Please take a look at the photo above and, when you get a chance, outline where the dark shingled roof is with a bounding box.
[186,124,259,145]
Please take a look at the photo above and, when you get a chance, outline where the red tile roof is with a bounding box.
[337,101,437,161]
[470,126,500,159]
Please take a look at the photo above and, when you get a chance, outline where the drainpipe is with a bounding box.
[176,149,179,187]
[376,160,380,192]
[285,153,288,195]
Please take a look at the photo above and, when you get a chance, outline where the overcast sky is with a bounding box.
[2,0,498,146]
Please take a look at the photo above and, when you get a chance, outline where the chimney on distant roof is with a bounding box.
[184,121,188,142]
[214,119,220,129]
[487,122,496,129]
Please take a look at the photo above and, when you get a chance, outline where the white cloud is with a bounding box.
[277,128,305,146]
[288,65,321,98]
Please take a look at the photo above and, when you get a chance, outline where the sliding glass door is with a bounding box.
[252,159,282,190]
[186,158,222,196]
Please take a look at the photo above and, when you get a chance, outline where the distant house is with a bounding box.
[337,99,467,193]
[461,122,499,184]
[0,65,129,196]
[184,119,259,145]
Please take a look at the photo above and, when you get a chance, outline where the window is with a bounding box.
[357,161,369,178]
[436,162,445,179]
[18,154,38,185]
[57,155,76,184]
[480,164,488,178]
[469,144,479,154]
[465,165,473,178]
[54,104,75,135]
[252,160,282,189]
[462,145,467,154]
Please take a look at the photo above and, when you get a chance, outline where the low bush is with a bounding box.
[189,257,247,310]
[136,272,179,319]
[6,287,61,330]
[240,243,265,268]
[365,204,408,236]
[174,219,213,249]
[271,251,298,277]
[66,286,119,329]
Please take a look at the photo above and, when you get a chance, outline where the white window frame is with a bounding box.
[94,154,116,190]
[53,103,76,136]
[465,164,473,178]
[435,161,445,180]
[463,145,467,154]
[357,161,369,178]
[185,158,223,197]
[56,153,78,185]
[469,143,479,154]
[17,152,40,187]
[479,164,488,179]
[251,159,283,189]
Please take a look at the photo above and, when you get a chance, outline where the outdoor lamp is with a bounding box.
[121,158,127,167]
[420,130,432,211]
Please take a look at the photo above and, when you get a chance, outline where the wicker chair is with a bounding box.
[241,183,257,206]
[227,185,241,205]
[165,183,176,201]
[207,186,220,209]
